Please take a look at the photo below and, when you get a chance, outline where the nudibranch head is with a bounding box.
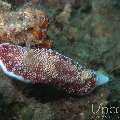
[0,43,109,95]
[96,71,109,86]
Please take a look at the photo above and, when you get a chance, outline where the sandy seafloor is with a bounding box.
[0,0,120,120]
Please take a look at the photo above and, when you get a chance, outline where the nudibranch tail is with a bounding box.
[0,59,23,80]
[0,43,31,83]
[0,59,31,83]
[0,43,109,95]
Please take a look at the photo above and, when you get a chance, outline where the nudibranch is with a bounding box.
[0,43,109,95]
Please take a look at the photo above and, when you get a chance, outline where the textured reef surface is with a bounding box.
[0,0,120,120]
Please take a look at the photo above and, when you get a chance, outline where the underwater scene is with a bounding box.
[0,0,120,120]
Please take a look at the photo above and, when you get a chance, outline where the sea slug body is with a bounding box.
[0,43,109,95]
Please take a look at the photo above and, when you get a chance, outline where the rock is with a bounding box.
[0,71,54,120]
[40,0,75,9]
[19,103,53,120]
[51,88,109,120]
[0,5,52,48]
[0,0,11,11]
[39,0,91,11]
[56,3,72,24]
[0,71,24,120]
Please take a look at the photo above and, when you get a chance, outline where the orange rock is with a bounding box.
[38,40,53,49]
[0,7,52,49]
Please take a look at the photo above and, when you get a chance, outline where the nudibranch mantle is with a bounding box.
[0,43,109,95]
